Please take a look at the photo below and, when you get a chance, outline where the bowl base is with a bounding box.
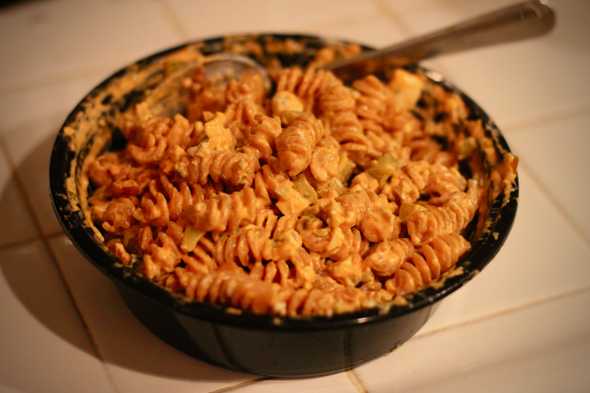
[117,282,433,378]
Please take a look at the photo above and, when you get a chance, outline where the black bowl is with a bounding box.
[49,33,518,377]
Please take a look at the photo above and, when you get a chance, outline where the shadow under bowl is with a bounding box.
[49,33,518,378]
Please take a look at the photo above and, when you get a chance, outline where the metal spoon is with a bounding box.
[221,0,554,80]
[326,0,555,79]
[149,0,555,115]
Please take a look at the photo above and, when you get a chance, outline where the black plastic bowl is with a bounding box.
[49,33,518,377]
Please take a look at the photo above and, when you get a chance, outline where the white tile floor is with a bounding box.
[0,241,113,393]
[0,1,589,392]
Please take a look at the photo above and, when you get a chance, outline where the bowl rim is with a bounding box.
[49,32,518,331]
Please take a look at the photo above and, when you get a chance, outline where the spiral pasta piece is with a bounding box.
[386,233,470,295]
[177,269,277,315]
[364,238,414,277]
[184,235,218,272]
[249,260,293,286]
[353,75,393,134]
[275,67,335,112]
[142,232,182,279]
[380,160,436,204]
[158,176,194,220]
[244,114,282,160]
[276,113,327,176]
[214,225,303,267]
[183,187,259,232]
[298,216,363,261]
[214,225,274,267]
[405,180,479,244]
[185,149,259,189]
[249,248,317,288]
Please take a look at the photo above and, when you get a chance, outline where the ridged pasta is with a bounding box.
[183,187,259,232]
[318,80,370,158]
[244,114,282,160]
[275,67,335,112]
[184,149,259,189]
[276,112,327,176]
[297,216,364,261]
[177,269,277,315]
[364,239,414,277]
[405,180,479,244]
[353,75,393,134]
[212,224,304,268]
[385,234,470,295]
[249,260,293,286]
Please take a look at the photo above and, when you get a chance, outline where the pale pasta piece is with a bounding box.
[389,68,425,112]
[271,91,304,115]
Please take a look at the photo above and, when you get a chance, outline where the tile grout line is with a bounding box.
[371,0,451,76]
[155,0,190,41]
[373,0,414,36]
[347,370,369,393]
[0,139,122,393]
[0,231,65,253]
[517,160,590,247]
[205,286,590,393]
[0,235,45,252]
[0,65,110,97]
[205,377,267,393]
[502,102,590,135]
[414,285,590,342]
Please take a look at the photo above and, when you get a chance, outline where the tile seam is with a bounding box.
[205,377,267,393]
[517,160,590,247]
[347,370,369,393]
[414,285,590,342]
[373,0,414,36]
[0,236,43,252]
[155,0,190,41]
[502,102,590,135]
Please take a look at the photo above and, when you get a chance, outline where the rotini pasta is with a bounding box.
[385,233,471,295]
[183,187,259,232]
[404,180,479,244]
[276,112,327,176]
[85,55,515,318]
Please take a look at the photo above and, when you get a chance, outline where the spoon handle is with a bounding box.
[327,0,555,76]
